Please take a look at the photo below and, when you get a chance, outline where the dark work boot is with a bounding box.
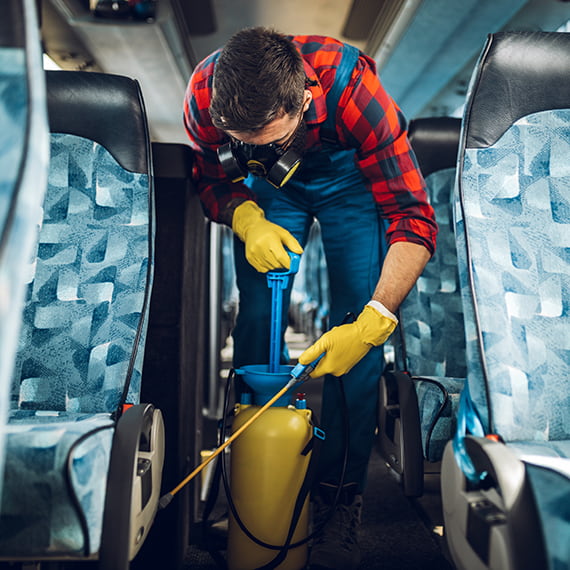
[309,482,363,570]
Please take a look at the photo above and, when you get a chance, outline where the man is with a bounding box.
[184,27,437,569]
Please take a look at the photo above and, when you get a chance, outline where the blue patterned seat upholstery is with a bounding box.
[399,117,464,463]
[12,130,151,413]
[457,110,570,446]
[442,32,570,570]
[0,71,159,562]
[378,117,463,496]
[0,0,48,505]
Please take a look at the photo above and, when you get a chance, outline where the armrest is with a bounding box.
[463,436,548,570]
[100,404,165,569]
[378,369,423,496]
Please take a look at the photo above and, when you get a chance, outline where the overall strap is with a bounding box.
[320,43,361,143]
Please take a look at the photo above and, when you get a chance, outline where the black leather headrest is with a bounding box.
[465,32,570,149]
[46,71,150,174]
[408,117,461,178]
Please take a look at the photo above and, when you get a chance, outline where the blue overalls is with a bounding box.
[232,45,386,493]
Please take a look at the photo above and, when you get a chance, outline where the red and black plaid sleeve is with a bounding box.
[334,51,437,255]
[183,50,254,223]
[293,35,437,255]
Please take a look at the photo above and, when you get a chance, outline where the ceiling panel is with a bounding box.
[378,0,528,119]
[379,0,570,120]
[189,0,366,62]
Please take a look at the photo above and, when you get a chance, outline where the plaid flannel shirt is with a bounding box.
[183,35,437,255]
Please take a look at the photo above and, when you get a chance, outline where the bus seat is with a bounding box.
[0,70,164,569]
[378,116,464,496]
[0,0,49,506]
[134,142,209,570]
[441,31,570,570]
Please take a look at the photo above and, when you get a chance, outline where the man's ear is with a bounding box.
[302,89,313,112]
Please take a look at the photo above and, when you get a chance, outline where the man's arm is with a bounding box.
[298,241,431,377]
[297,54,437,377]
[371,241,431,313]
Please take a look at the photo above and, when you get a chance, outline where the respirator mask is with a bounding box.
[217,117,307,188]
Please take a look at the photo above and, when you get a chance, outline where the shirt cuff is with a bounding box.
[367,300,398,323]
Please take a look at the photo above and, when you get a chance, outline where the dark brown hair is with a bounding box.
[209,27,305,132]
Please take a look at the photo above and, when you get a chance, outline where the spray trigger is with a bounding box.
[290,353,325,383]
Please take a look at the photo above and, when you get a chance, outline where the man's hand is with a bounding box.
[232,201,303,272]
[298,303,397,377]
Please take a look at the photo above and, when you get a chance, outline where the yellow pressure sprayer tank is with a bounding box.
[227,365,315,570]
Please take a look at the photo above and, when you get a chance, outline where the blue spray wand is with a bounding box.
[266,252,301,373]
[266,252,325,381]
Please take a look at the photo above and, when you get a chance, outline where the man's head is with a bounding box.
[211,27,313,187]
[210,27,310,135]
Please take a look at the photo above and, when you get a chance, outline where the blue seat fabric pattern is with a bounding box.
[399,167,466,379]
[414,377,463,462]
[0,130,152,557]
[396,165,465,462]
[457,110,570,446]
[1,413,114,556]
[12,133,151,414]
[0,0,49,508]
[0,50,26,232]
[0,48,29,506]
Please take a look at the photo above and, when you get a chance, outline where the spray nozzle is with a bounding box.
[290,353,325,383]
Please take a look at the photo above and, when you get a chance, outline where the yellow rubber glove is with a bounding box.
[298,302,398,377]
[232,201,303,273]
